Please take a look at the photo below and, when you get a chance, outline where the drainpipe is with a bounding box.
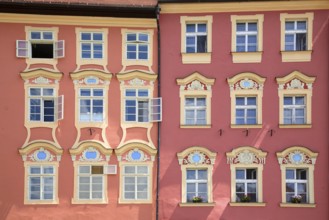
[155,4,161,220]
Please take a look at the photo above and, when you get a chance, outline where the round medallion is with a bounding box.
[192,153,201,163]
[239,78,254,89]
[37,151,47,160]
[85,151,97,160]
[82,147,100,161]
[131,151,142,160]
[290,152,304,164]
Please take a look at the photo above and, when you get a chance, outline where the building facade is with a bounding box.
[0,1,161,219]
[158,1,329,220]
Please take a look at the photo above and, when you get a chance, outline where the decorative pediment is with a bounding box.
[177,146,217,165]
[20,68,63,84]
[19,141,63,162]
[276,70,315,90]
[69,141,112,162]
[117,70,157,82]
[70,70,112,85]
[226,146,267,165]
[115,142,157,162]
[177,72,215,91]
[276,146,318,165]
[227,72,265,91]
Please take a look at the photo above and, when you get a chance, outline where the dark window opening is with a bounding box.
[31,43,53,58]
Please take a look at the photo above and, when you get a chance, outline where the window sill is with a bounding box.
[231,51,262,63]
[231,124,262,129]
[118,200,152,204]
[180,124,211,129]
[229,202,266,207]
[281,50,312,62]
[26,121,57,128]
[24,200,59,205]
[122,122,152,128]
[71,199,108,204]
[181,52,211,64]
[279,124,312,129]
[179,202,215,207]
[78,121,107,128]
[280,203,316,208]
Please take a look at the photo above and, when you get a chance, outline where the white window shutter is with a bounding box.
[103,165,117,175]
[150,97,162,122]
[56,95,64,121]
[16,40,29,58]
[54,40,65,58]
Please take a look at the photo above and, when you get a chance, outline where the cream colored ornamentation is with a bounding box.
[126,148,149,162]
[30,147,55,162]
[32,77,52,84]
[80,147,103,162]
[226,147,267,165]
[239,78,255,89]
[286,79,305,89]
[187,80,205,91]
[237,150,256,164]
[84,76,99,85]
[128,78,146,86]
[186,151,207,165]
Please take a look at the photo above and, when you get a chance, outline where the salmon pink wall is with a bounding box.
[0,21,158,220]
[159,10,329,220]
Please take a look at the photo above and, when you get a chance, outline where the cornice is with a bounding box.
[160,1,329,14]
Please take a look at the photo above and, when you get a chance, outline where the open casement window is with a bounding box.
[177,146,216,207]
[280,13,314,62]
[276,70,315,128]
[70,143,112,204]
[16,39,64,59]
[226,146,267,206]
[124,89,162,123]
[231,14,264,63]
[28,88,64,123]
[277,146,318,208]
[177,72,215,128]
[19,142,63,205]
[180,16,213,64]
[227,72,265,128]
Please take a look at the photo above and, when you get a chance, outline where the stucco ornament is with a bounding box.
[186,151,207,165]
[288,151,305,164]
[32,77,52,84]
[128,78,145,86]
[84,76,99,85]
[239,78,255,89]
[237,150,256,164]
[187,80,205,91]
[30,147,55,162]
[286,79,305,89]
[80,147,103,162]
[126,148,148,162]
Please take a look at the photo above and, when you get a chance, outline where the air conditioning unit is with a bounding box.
[104,165,117,175]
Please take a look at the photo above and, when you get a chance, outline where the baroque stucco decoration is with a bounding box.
[226,146,267,165]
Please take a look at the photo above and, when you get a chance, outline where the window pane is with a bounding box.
[295,97,305,105]
[124,166,135,174]
[247,97,256,105]
[43,166,54,174]
[137,166,148,174]
[247,109,256,117]
[197,24,207,32]
[30,88,41,96]
[30,167,41,174]
[198,170,207,180]
[127,33,136,41]
[297,169,307,180]
[285,21,295,30]
[79,166,90,174]
[43,32,53,40]
[297,183,307,193]
[286,169,295,179]
[187,183,196,192]
[236,183,245,193]
[197,36,207,53]
[138,89,149,97]
[236,97,245,105]
[139,34,148,42]
[186,24,195,33]
[125,177,135,184]
[247,183,257,193]
[286,183,295,193]
[93,33,103,41]
[125,89,136,97]
[198,183,207,192]
[284,97,293,105]
[248,23,257,31]
[236,23,246,31]
[236,169,245,179]
[187,170,196,180]
[246,169,257,179]
[297,21,306,30]
[31,32,41,39]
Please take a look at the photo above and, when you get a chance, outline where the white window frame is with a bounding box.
[126,32,149,60]
[283,96,306,125]
[27,165,55,202]
[122,164,150,201]
[186,169,209,203]
[235,168,258,202]
[80,32,104,59]
[236,22,258,52]
[184,97,207,125]
[78,88,105,123]
[180,16,212,64]
[77,165,105,201]
[235,96,257,125]
[285,168,308,203]
[185,23,207,53]
[280,13,314,62]
[284,20,307,51]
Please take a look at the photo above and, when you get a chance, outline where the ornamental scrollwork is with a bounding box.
[227,149,266,165]
[128,78,145,86]
[29,147,55,162]
[125,148,149,162]
[79,147,104,162]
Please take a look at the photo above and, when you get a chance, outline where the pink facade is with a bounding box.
[158,2,329,220]
[0,6,159,220]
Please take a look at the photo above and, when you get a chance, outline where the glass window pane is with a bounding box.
[297,169,307,180]
[248,23,257,31]
[138,89,149,97]
[198,183,207,192]
[247,97,256,105]
[198,170,207,180]
[197,24,207,32]
[186,24,196,33]
[236,97,245,106]
[286,169,295,179]
[187,170,196,180]
[297,21,306,30]
[93,33,103,41]
[236,169,245,179]
[284,97,293,105]
[127,34,136,41]
[247,183,257,193]
[246,169,257,179]
[197,36,207,53]
[81,33,91,40]
[236,183,245,193]
[285,21,295,30]
[139,34,148,42]
[124,166,135,174]
[31,32,41,39]
[30,167,41,174]
[30,88,41,96]
[137,166,148,174]
[187,183,196,192]
[125,89,136,97]
[79,166,90,174]
[236,23,246,31]
[286,183,295,193]
[295,97,305,105]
